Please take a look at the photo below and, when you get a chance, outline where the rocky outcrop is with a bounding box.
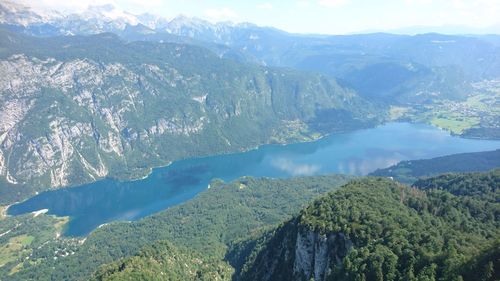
[293,230,352,281]
[0,33,377,204]
[238,222,353,281]
[0,55,209,192]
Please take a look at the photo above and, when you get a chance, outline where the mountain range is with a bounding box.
[1,1,500,203]
[0,26,380,204]
[0,2,499,280]
[3,1,500,103]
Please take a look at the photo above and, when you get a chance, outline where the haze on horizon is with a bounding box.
[17,0,500,35]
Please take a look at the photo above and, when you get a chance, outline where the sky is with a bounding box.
[21,0,500,35]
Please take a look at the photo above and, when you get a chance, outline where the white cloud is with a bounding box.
[337,156,401,175]
[450,0,500,27]
[296,1,312,8]
[257,2,273,10]
[405,0,433,5]
[318,0,349,7]
[204,7,238,22]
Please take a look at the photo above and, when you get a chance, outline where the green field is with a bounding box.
[390,87,499,136]
[0,213,73,278]
[0,235,34,267]
[431,115,481,134]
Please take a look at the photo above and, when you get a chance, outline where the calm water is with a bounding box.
[8,123,500,236]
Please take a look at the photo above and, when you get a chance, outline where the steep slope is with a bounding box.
[3,2,499,102]
[2,175,352,280]
[0,29,378,204]
[413,169,499,203]
[237,172,499,281]
[93,241,232,281]
[4,170,498,280]
[371,149,500,184]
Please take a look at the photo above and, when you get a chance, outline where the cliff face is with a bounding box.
[294,230,352,281]
[238,221,352,281]
[237,175,500,281]
[0,31,378,204]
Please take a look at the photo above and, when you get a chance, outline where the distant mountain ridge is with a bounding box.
[3,1,499,107]
[1,0,500,201]
[0,1,257,38]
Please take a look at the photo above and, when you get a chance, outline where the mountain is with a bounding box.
[39,170,498,281]
[371,149,500,184]
[236,171,499,281]
[1,175,353,280]
[2,166,498,280]
[0,1,146,35]
[93,241,233,281]
[0,1,62,27]
[3,2,499,105]
[0,28,379,204]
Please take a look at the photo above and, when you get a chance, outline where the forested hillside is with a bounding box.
[1,2,499,281]
[2,175,352,280]
[93,241,233,281]
[236,171,499,281]
[371,149,500,183]
[2,168,499,280]
[21,170,497,281]
[0,28,379,204]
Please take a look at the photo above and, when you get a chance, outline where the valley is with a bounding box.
[389,80,500,138]
[0,29,379,205]
[1,166,498,280]
[0,1,499,280]
[6,122,500,237]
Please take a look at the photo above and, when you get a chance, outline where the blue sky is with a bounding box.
[24,0,500,34]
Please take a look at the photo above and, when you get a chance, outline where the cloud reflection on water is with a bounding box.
[271,157,321,176]
[337,156,402,175]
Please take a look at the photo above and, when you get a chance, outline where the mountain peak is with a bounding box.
[0,0,61,26]
[80,4,139,26]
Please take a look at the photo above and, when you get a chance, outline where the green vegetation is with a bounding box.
[4,175,352,280]
[0,235,34,267]
[0,29,380,205]
[238,171,499,281]
[2,169,499,280]
[2,12,500,281]
[93,241,233,281]
[0,213,75,278]
[371,149,500,184]
[431,116,480,134]
[389,82,500,138]
[413,169,499,202]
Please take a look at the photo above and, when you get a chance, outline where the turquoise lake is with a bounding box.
[7,123,500,236]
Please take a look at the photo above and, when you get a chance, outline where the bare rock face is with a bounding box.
[0,35,372,203]
[0,54,211,194]
[238,219,354,281]
[293,229,352,281]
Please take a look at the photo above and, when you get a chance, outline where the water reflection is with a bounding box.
[7,123,500,236]
[271,158,322,176]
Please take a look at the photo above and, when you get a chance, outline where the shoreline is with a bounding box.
[5,121,498,209]
[2,203,18,219]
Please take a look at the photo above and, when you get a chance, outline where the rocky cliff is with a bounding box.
[237,219,353,281]
[236,175,499,281]
[0,30,379,203]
